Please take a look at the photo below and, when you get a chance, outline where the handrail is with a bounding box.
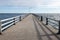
[33,15,60,34]
[48,23,58,29]
[47,17,59,22]
[46,18,59,27]
[1,17,14,22]
[48,20,58,26]
[1,20,14,27]
[1,16,20,22]
[44,16,60,34]
[38,16,59,26]
[0,14,33,35]
[0,15,21,34]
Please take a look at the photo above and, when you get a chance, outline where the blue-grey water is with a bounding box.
[0,13,25,20]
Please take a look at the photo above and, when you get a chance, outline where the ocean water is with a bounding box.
[0,13,25,20]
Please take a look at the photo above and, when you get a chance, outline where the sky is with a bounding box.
[0,0,60,13]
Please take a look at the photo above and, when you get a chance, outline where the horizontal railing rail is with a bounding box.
[47,17,59,22]
[48,20,58,27]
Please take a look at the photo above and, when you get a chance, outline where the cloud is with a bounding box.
[0,0,8,5]
[0,0,60,8]
[47,0,60,8]
[34,0,60,8]
[0,0,60,13]
[0,0,37,7]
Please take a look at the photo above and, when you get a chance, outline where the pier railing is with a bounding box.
[39,16,60,34]
[0,14,32,34]
[33,14,60,34]
[0,15,21,34]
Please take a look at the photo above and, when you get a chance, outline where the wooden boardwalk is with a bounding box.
[0,14,60,40]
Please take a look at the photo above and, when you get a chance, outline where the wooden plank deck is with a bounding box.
[0,14,60,40]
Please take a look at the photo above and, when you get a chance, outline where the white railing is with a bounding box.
[0,15,21,34]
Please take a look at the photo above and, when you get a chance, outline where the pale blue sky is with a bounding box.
[0,0,60,13]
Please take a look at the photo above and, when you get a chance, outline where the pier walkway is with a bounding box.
[0,14,60,40]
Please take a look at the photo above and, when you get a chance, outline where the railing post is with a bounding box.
[19,16,21,21]
[46,18,48,25]
[0,20,2,35]
[41,16,43,21]
[13,18,15,25]
[57,21,60,34]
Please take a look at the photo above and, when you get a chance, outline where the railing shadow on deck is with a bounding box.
[33,17,43,40]
[41,22,60,40]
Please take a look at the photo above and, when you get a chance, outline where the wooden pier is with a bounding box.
[0,14,60,40]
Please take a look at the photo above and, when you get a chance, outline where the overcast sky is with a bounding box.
[0,0,60,13]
